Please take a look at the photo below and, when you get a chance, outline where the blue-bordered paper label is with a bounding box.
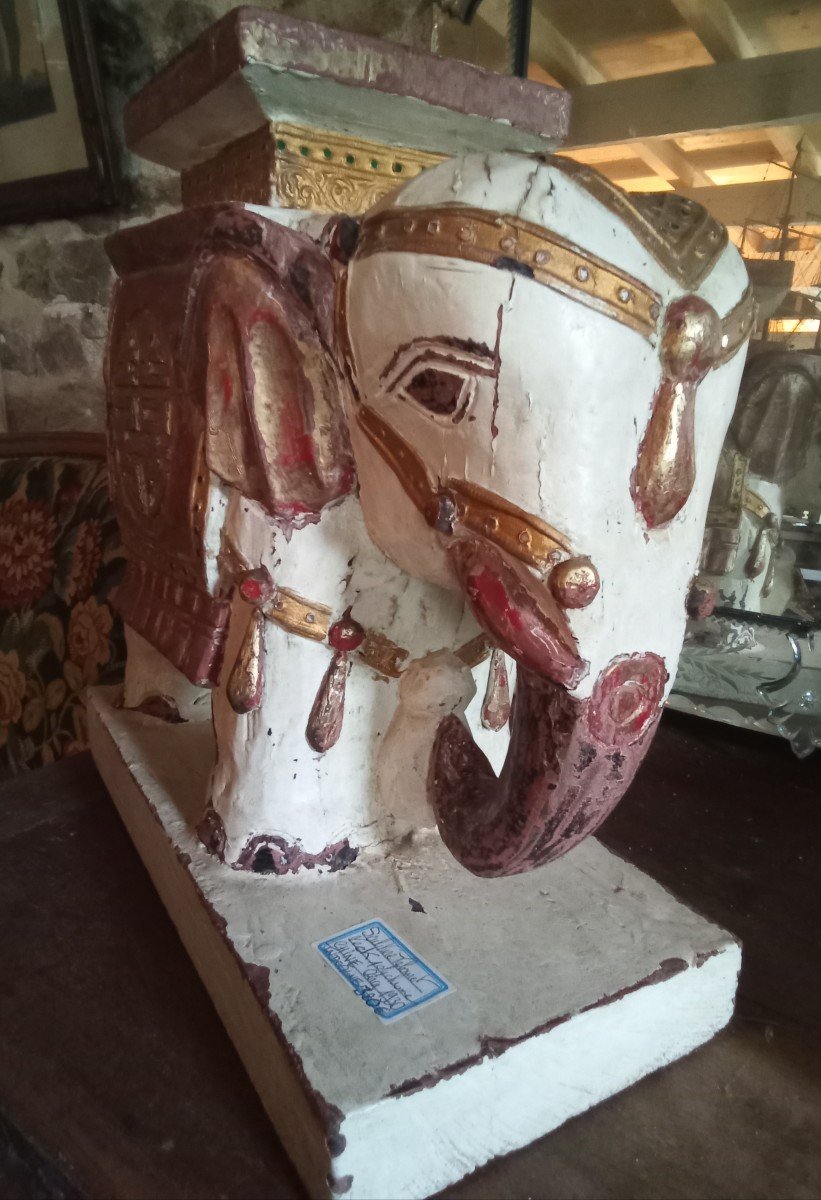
[316,920,451,1021]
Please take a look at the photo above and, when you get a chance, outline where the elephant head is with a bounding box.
[340,152,753,877]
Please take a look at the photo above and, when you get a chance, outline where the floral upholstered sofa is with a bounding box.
[0,434,125,777]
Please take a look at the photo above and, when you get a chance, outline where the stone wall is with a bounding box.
[0,0,433,433]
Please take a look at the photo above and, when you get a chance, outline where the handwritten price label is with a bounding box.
[317,920,451,1021]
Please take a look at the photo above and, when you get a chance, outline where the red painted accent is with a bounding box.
[686,580,716,620]
[234,831,358,875]
[452,539,586,690]
[328,615,365,652]
[240,577,262,603]
[239,566,274,605]
[587,652,667,747]
[429,650,668,878]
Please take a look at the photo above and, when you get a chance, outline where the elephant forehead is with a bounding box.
[370,153,672,298]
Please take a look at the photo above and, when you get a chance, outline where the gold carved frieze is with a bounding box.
[272,123,444,214]
[181,121,445,212]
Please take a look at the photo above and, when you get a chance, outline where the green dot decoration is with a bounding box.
[370,159,379,170]
[392,162,403,173]
[323,148,332,159]
[345,154,355,165]
[276,138,286,151]
[300,145,310,156]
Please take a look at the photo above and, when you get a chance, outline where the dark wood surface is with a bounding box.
[1,709,820,1199]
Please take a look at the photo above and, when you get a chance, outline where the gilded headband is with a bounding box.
[355,202,754,361]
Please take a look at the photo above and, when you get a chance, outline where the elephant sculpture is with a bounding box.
[701,347,821,619]
[105,152,753,878]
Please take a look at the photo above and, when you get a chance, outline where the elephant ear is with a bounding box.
[192,209,354,523]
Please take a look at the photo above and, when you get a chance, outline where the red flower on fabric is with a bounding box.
[66,520,102,603]
[0,498,56,609]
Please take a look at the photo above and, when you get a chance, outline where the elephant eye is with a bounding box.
[403,368,472,421]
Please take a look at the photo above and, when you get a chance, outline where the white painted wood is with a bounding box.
[122,627,212,722]
[88,687,741,1200]
[206,489,503,862]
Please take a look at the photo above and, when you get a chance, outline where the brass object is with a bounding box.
[265,587,332,642]
[634,295,721,529]
[551,158,728,290]
[272,123,444,214]
[306,651,349,752]
[633,378,695,529]
[357,205,662,340]
[356,405,573,572]
[257,583,490,680]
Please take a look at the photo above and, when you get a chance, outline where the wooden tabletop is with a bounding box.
[1,709,820,1200]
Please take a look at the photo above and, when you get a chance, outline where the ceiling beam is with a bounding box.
[768,126,821,176]
[526,8,709,186]
[566,47,821,149]
[637,138,713,188]
[665,3,821,176]
[672,175,821,229]
[667,0,757,61]
[526,6,603,88]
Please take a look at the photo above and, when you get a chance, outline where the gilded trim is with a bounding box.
[743,488,771,521]
[357,404,432,515]
[550,158,728,290]
[456,633,492,670]
[261,587,488,680]
[265,587,332,642]
[356,405,573,572]
[448,478,571,570]
[359,631,410,679]
[357,205,661,339]
[715,286,757,367]
[272,122,444,214]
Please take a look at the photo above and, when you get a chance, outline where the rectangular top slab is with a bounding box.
[124,6,569,171]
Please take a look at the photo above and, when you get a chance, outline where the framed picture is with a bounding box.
[0,0,118,226]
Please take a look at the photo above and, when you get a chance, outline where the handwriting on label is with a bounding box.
[316,920,450,1021]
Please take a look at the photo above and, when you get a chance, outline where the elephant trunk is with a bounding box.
[428,539,667,877]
